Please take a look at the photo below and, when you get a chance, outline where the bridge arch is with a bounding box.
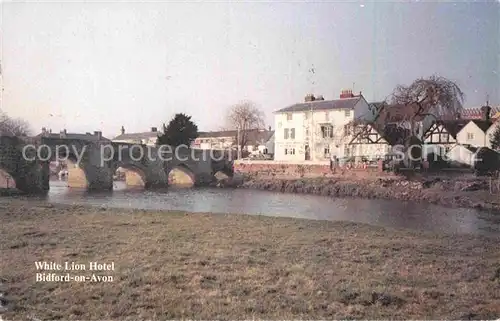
[113,163,148,189]
[167,163,196,187]
[58,154,90,189]
[0,168,17,190]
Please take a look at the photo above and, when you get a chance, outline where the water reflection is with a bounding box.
[43,181,500,236]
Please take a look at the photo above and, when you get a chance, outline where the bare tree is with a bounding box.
[391,75,464,117]
[389,75,464,137]
[0,109,32,136]
[226,101,265,153]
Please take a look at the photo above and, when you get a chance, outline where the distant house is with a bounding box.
[192,128,275,156]
[440,105,498,167]
[36,128,110,142]
[192,131,236,150]
[455,119,493,147]
[112,126,159,146]
[452,106,495,148]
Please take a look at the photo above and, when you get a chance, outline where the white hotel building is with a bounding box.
[273,90,377,162]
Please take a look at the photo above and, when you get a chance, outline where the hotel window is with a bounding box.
[324,147,330,157]
[290,148,296,155]
[467,133,474,140]
[290,128,295,139]
[284,148,288,155]
[345,110,351,117]
[287,113,293,121]
[321,125,333,138]
[284,128,289,139]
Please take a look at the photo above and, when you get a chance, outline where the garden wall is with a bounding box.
[233,160,392,180]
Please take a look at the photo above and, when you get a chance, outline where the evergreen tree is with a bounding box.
[490,124,500,150]
[157,113,198,147]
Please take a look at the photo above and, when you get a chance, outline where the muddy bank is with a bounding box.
[238,175,500,211]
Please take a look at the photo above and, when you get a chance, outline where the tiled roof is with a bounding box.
[460,106,500,119]
[275,97,361,113]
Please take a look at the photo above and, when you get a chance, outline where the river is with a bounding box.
[32,180,500,236]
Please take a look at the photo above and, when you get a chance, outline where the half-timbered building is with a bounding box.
[422,120,468,156]
[348,124,391,160]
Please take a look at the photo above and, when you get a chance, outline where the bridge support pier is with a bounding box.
[85,165,114,191]
[15,162,50,194]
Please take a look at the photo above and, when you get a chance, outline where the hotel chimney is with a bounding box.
[304,94,315,102]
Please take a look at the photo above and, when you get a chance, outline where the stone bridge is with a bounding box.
[0,135,233,194]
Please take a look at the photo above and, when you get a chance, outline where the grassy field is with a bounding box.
[1,200,499,320]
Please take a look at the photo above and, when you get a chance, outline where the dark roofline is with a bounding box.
[274,96,362,114]
[113,131,159,140]
[35,132,111,141]
[470,119,494,133]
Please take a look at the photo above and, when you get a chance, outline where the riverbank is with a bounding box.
[236,174,500,211]
[1,201,499,319]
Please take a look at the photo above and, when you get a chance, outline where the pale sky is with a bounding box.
[1,1,499,138]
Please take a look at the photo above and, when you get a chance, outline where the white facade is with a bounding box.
[446,145,477,167]
[456,121,491,147]
[274,95,374,162]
